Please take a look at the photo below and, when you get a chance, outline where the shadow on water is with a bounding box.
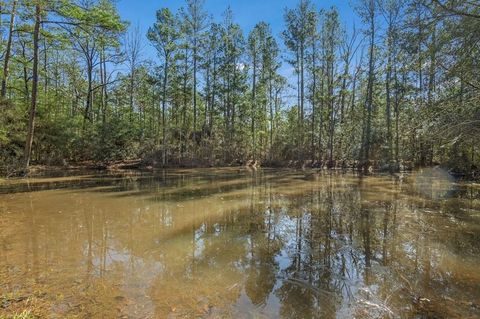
[0,168,479,318]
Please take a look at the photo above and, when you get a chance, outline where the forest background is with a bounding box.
[0,0,478,176]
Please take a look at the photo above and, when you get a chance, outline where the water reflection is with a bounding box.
[0,169,479,318]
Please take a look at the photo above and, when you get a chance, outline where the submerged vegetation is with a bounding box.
[0,0,479,176]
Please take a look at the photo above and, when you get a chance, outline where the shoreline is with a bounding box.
[1,160,478,181]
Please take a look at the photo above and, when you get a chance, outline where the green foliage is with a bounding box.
[0,0,478,175]
[147,8,178,60]
[78,115,141,163]
[0,99,25,164]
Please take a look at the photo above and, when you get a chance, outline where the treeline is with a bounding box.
[0,0,479,175]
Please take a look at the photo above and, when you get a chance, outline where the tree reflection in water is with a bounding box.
[0,169,479,318]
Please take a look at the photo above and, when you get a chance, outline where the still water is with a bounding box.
[0,168,479,318]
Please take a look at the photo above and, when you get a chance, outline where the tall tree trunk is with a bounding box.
[394,66,401,166]
[193,39,198,134]
[24,2,41,170]
[129,65,135,121]
[311,40,317,162]
[205,61,210,127]
[1,0,17,98]
[417,9,423,105]
[43,39,48,103]
[328,56,335,167]
[251,51,257,160]
[210,54,216,134]
[350,67,358,113]
[300,42,305,125]
[84,62,93,125]
[338,36,353,160]
[99,51,105,123]
[319,60,325,161]
[99,49,108,125]
[426,25,437,166]
[103,53,108,122]
[427,27,436,107]
[385,20,394,170]
[231,58,236,139]
[296,48,300,124]
[362,0,375,172]
[269,71,274,160]
[162,59,169,166]
[299,41,305,160]
[182,46,188,158]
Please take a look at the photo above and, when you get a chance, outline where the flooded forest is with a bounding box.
[0,0,480,318]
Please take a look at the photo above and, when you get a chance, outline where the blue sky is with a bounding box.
[116,0,359,61]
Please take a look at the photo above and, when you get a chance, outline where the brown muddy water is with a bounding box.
[0,168,479,319]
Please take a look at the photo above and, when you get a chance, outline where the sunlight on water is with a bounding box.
[411,167,456,199]
[0,169,479,318]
